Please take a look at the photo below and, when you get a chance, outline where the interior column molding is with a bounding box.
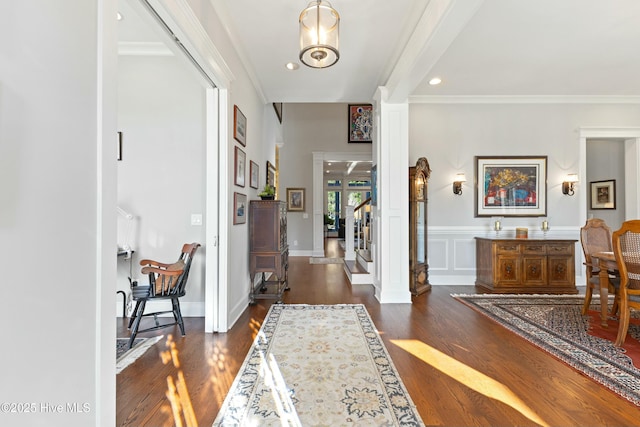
[312,152,325,257]
[374,87,412,303]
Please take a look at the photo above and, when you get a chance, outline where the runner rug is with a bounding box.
[452,294,640,406]
[116,336,163,374]
[213,304,425,426]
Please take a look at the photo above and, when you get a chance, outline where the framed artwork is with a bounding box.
[475,156,547,217]
[117,131,123,161]
[250,160,259,189]
[273,103,283,124]
[266,161,276,187]
[286,188,305,212]
[234,146,246,187]
[233,192,247,224]
[590,179,616,210]
[348,104,373,143]
[233,105,247,146]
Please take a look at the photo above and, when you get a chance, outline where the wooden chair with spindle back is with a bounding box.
[127,242,200,348]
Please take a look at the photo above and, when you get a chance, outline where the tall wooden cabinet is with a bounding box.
[249,200,289,304]
[475,237,578,294]
[409,157,432,296]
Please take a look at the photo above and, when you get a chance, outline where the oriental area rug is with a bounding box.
[213,304,425,426]
[452,294,640,406]
[116,336,163,374]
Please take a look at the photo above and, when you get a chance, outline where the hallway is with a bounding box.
[116,254,639,426]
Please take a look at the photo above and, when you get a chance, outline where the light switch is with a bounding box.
[303,213,309,219]
[191,214,203,226]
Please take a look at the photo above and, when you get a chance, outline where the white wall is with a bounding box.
[281,103,372,252]
[586,139,625,230]
[409,102,640,284]
[0,1,118,426]
[117,54,207,314]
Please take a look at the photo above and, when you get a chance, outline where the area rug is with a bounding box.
[213,304,425,426]
[452,294,640,406]
[116,336,163,374]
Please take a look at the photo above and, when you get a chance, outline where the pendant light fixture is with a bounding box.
[299,0,340,68]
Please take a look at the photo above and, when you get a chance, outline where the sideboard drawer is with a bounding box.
[547,243,573,255]
[496,243,520,254]
[522,243,546,254]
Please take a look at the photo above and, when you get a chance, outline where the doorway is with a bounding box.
[116,0,222,331]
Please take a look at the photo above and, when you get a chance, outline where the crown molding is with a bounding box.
[409,95,640,104]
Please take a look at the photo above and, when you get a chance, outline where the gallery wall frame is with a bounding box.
[590,179,616,210]
[250,160,259,189]
[475,156,547,217]
[234,146,246,187]
[286,188,305,212]
[233,192,247,224]
[348,104,373,143]
[266,161,276,187]
[234,105,246,146]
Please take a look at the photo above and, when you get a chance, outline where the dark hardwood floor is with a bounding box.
[117,238,640,426]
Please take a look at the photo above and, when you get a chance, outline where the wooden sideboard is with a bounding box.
[475,237,578,294]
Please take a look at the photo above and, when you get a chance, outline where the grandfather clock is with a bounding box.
[409,157,431,296]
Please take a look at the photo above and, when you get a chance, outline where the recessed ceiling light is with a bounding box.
[429,77,442,85]
[286,62,300,71]
[117,11,123,21]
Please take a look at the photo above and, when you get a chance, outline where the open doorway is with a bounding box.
[116,0,220,330]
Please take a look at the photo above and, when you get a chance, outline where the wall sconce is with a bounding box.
[562,174,579,196]
[453,173,466,195]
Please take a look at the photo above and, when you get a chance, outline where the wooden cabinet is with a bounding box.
[475,237,577,294]
[409,157,432,296]
[249,200,289,303]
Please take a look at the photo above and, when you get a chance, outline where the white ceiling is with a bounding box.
[210,0,640,103]
[120,0,640,102]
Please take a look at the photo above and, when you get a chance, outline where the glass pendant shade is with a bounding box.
[299,0,340,68]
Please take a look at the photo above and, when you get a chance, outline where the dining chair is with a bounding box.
[580,218,619,315]
[611,220,640,346]
[127,242,201,348]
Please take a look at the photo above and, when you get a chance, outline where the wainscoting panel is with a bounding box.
[427,239,448,270]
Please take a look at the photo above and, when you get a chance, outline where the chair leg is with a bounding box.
[128,300,147,349]
[172,298,186,336]
[615,302,630,347]
[128,300,142,329]
[581,283,593,315]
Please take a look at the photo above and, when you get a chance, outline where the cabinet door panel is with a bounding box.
[523,256,547,285]
[496,256,520,285]
[548,256,573,285]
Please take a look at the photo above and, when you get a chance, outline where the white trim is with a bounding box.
[289,249,315,256]
[145,0,234,88]
[410,95,640,104]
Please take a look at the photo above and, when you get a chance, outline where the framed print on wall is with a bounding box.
[250,160,259,189]
[266,161,276,187]
[286,188,305,212]
[590,179,616,209]
[233,192,247,224]
[475,156,547,217]
[348,104,373,143]
[234,146,246,187]
[234,105,247,146]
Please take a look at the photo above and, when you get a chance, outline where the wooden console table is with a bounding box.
[475,237,578,294]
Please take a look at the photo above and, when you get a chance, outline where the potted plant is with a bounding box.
[258,184,275,200]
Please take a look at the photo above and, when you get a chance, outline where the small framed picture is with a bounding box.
[250,160,259,189]
[234,105,247,146]
[234,146,246,187]
[590,179,616,210]
[286,188,305,212]
[233,192,247,224]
